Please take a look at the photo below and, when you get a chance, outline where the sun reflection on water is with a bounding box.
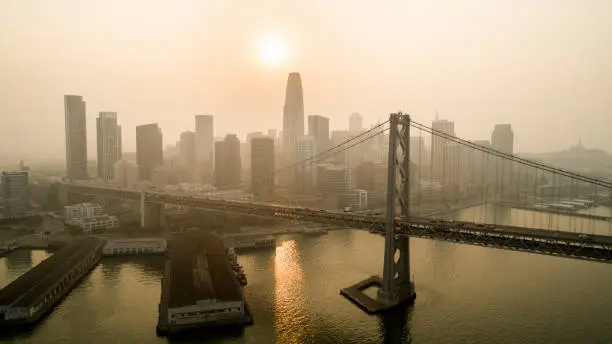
[273,239,315,343]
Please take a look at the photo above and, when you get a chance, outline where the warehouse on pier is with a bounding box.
[0,237,104,325]
[157,232,252,335]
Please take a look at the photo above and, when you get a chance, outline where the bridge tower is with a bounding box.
[341,113,416,313]
[379,113,415,305]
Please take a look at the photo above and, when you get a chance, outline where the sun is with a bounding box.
[258,34,288,67]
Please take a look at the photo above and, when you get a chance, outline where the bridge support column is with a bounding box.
[143,203,166,229]
[140,191,146,228]
[140,193,168,230]
[58,183,69,207]
[341,113,416,313]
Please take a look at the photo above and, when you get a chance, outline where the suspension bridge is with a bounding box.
[62,113,612,313]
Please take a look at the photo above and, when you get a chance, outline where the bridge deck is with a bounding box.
[67,185,612,263]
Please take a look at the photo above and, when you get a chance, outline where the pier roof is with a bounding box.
[0,237,104,308]
[168,233,242,309]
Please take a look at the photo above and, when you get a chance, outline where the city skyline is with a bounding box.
[1,1,611,162]
[6,86,605,185]
[7,88,608,164]
[2,2,612,343]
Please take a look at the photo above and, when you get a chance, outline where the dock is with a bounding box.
[226,235,276,253]
[0,237,104,326]
[501,202,612,221]
[156,232,252,336]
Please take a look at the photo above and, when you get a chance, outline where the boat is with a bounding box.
[237,273,248,286]
[303,227,329,235]
[232,236,276,252]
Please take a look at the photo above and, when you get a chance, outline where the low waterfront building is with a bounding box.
[103,238,167,256]
[0,238,104,326]
[64,203,103,220]
[70,215,119,233]
[64,203,118,233]
[209,189,254,202]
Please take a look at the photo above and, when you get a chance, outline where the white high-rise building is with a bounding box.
[97,112,122,181]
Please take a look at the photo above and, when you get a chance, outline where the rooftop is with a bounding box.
[0,237,104,307]
[167,232,242,309]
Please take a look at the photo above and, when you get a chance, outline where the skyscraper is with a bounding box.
[308,115,329,155]
[282,72,305,155]
[473,140,494,187]
[430,119,455,182]
[136,123,163,181]
[410,136,429,166]
[113,160,139,189]
[349,113,363,132]
[251,137,275,197]
[242,132,265,171]
[96,112,122,181]
[267,129,277,140]
[195,115,214,162]
[331,130,351,165]
[179,131,196,171]
[214,134,241,189]
[195,115,214,182]
[295,135,316,192]
[491,124,515,194]
[491,124,514,154]
[64,95,88,180]
[0,171,29,218]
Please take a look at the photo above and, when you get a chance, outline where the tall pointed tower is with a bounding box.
[280,73,305,188]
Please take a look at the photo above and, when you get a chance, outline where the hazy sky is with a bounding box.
[1,0,611,162]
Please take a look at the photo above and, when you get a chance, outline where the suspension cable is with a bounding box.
[238,122,390,189]
[410,120,612,189]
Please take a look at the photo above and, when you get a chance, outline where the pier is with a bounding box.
[501,202,612,221]
[0,237,104,326]
[156,232,252,336]
[102,237,167,256]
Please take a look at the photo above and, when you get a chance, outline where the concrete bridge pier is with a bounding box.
[141,203,168,229]
[140,193,168,230]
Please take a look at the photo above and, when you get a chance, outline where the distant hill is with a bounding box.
[519,142,612,178]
